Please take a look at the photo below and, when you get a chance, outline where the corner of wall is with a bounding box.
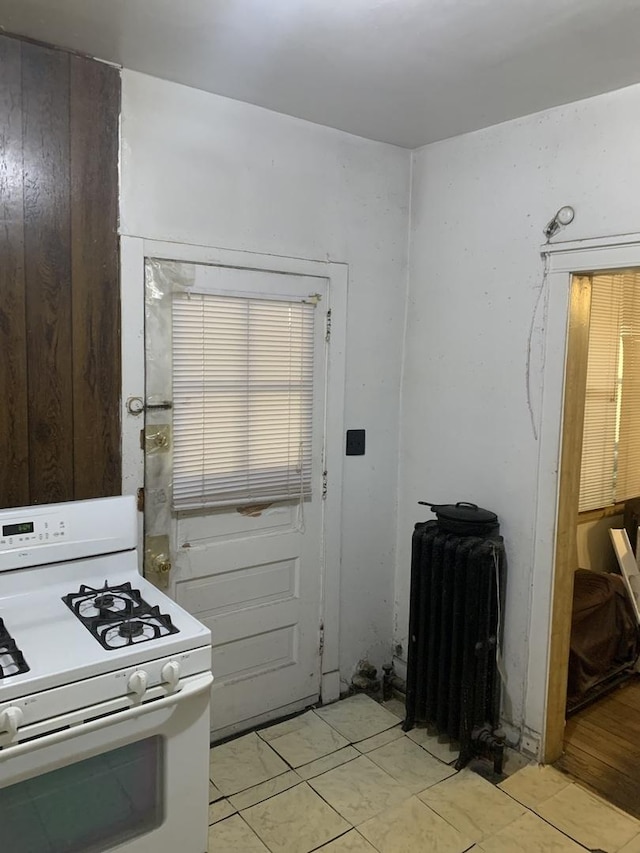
[391,147,416,669]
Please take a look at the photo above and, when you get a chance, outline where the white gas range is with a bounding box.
[0,495,213,853]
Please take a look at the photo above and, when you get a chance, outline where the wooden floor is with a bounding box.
[557,677,640,819]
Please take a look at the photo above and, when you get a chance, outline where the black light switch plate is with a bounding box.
[346,429,366,456]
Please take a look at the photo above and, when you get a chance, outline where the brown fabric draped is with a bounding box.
[567,569,639,706]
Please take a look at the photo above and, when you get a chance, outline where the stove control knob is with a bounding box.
[127,670,149,699]
[0,706,24,736]
[161,661,181,690]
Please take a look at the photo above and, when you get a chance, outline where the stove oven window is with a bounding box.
[0,736,163,852]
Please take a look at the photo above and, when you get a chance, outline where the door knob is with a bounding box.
[153,556,172,575]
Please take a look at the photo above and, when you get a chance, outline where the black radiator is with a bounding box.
[403,516,506,773]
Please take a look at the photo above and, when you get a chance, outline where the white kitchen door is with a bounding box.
[143,258,329,738]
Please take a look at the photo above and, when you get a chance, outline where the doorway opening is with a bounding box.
[549,266,640,818]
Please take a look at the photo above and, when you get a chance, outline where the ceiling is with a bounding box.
[1,0,640,148]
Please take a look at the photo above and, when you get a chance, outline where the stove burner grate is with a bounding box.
[62,581,143,621]
[0,618,29,679]
[95,607,179,649]
[63,583,179,651]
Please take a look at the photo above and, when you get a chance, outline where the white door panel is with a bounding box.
[178,502,296,543]
[144,259,328,737]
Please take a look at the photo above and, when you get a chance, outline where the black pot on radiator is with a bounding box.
[403,502,507,774]
[417,501,499,536]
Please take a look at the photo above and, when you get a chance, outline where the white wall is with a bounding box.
[397,83,640,742]
[119,71,411,682]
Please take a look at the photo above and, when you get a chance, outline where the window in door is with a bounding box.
[171,292,315,511]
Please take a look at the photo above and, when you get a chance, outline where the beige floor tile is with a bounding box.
[208,814,269,852]
[358,795,474,853]
[209,780,223,802]
[316,830,378,851]
[308,755,412,825]
[259,714,313,742]
[419,768,526,841]
[381,698,406,719]
[501,748,531,777]
[534,783,640,852]
[355,725,404,754]
[477,811,585,853]
[498,764,571,808]
[297,746,360,780]
[406,725,459,764]
[210,731,289,796]
[208,798,237,824]
[242,782,350,853]
[367,735,456,793]
[315,694,401,742]
[262,711,350,767]
[229,770,301,810]
[619,834,640,852]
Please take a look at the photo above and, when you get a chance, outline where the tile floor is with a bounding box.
[208,695,640,853]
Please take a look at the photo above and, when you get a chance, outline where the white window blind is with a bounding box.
[171,292,315,511]
[579,270,640,512]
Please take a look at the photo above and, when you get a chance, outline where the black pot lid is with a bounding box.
[419,501,498,524]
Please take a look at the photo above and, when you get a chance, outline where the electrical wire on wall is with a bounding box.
[492,542,508,686]
[526,253,550,441]
[526,206,575,440]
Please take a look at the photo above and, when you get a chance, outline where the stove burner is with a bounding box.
[64,581,143,621]
[0,618,30,679]
[96,607,178,649]
[62,583,179,651]
[119,619,145,639]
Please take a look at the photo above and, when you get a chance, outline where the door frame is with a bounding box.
[530,232,640,763]
[120,237,348,704]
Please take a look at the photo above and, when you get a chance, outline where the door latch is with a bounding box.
[126,397,173,416]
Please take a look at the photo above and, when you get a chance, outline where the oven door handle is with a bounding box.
[0,671,213,762]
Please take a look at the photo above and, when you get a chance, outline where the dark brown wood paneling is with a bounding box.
[0,33,121,510]
[0,38,29,508]
[22,42,74,504]
[70,55,121,499]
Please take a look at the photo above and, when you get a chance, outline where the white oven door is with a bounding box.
[0,672,212,853]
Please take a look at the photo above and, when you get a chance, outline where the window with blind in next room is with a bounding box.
[579,269,640,513]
